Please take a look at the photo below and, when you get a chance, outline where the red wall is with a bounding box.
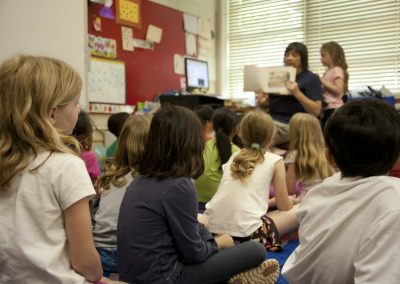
[88,1,186,105]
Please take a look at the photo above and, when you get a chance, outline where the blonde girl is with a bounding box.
[205,110,298,251]
[320,41,349,127]
[286,113,335,200]
[0,55,104,283]
[93,115,151,274]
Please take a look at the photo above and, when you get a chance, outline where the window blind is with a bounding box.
[306,0,400,93]
[228,0,305,98]
[226,0,400,98]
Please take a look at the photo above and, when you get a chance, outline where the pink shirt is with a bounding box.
[323,66,344,109]
[81,151,101,181]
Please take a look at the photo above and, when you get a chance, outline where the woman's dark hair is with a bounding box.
[285,42,309,71]
[139,105,205,179]
[107,112,130,137]
[72,111,93,151]
[325,98,400,177]
[212,107,239,167]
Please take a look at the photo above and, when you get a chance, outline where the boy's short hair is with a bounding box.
[325,98,400,177]
[107,112,129,137]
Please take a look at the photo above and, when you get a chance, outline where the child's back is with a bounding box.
[0,152,96,283]
[0,55,102,283]
[283,98,400,283]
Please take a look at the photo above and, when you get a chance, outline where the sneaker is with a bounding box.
[228,259,280,284]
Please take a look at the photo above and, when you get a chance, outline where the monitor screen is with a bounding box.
[185,58,209,91]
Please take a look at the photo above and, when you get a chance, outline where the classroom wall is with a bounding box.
[88,0,217,106]
[0,0,88,108]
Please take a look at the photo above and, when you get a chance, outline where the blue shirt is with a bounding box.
[117,176,218,284]
[269,70,322,124]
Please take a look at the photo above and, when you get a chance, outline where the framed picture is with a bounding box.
[116,0,141,28]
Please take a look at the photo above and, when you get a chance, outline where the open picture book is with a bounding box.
[243,65,296,95]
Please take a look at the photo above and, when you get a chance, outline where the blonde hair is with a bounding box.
[0,55,82,187]
[96,115,151,189]
[321,41,349,92]
[288,113,335,181]
[231,110,274,181]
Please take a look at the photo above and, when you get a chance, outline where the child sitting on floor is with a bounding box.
[283,98,400,283]
[205,110,299,251]
[285,113,335,200]
[72,111,101,183]
[117,105,280,284]
[94,115,151,274]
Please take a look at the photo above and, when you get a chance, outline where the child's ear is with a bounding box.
[325,149,337,168]
[49,107,57,126]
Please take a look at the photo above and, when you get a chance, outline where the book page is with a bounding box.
[244,66,296,95]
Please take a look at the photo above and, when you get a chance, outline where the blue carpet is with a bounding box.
[266,239,299,284]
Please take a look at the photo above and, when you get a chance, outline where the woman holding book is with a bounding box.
[256,42,323,147]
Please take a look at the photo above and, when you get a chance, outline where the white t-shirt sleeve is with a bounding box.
[53,155,96,210]
[354,209,400,283]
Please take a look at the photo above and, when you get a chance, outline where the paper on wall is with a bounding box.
[146,24,163,43]
[121,26,134,51]
[185,33,197,56]
[198,37,212,51]
[173,54,185,75]
[198,17,212,39]
[183,13,198,35]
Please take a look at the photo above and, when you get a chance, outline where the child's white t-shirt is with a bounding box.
[205,151,282,237]
[0,151,96,284]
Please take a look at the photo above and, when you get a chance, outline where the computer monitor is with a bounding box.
[185,58,209,92]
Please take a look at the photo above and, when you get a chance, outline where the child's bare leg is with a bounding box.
[266,205,299,237]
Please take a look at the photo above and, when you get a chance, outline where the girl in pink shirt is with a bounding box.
[320,41,349,127]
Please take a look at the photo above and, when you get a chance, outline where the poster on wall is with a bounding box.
[88,34,117,58]
[116,0,141,28]
[88,58,126,104]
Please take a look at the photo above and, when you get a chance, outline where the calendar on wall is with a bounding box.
[88,57,126,104]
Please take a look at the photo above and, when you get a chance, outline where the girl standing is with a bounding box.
[117,105,280,284]
[0,55,103,283]
[285,113,335,200]
[205,110,298,251]
[93,115,151,274]
[320,41,349,127]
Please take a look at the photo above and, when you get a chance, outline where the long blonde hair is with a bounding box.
[0,55,82,187]
[288,113,335,181]
[96,115,151,189]
[231,110,274,181]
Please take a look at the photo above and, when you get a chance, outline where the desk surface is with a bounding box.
[159,94,224,110]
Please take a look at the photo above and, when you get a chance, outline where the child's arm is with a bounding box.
[272,159,293,211]
[286,163,297,195]
[320,76,344,97]
[64,196,103,283]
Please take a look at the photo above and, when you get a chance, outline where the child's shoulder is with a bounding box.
[30,151,86,176]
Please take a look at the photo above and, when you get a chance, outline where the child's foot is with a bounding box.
[228,259,280,284]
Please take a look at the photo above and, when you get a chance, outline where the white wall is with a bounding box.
[0,0,88,107]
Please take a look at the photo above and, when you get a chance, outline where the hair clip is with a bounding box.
[251,143,260,149]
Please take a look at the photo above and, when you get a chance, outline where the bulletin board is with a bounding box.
[88,1,186,105]
[88,57,126,104]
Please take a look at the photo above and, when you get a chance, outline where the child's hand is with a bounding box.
[214,234,235,250]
